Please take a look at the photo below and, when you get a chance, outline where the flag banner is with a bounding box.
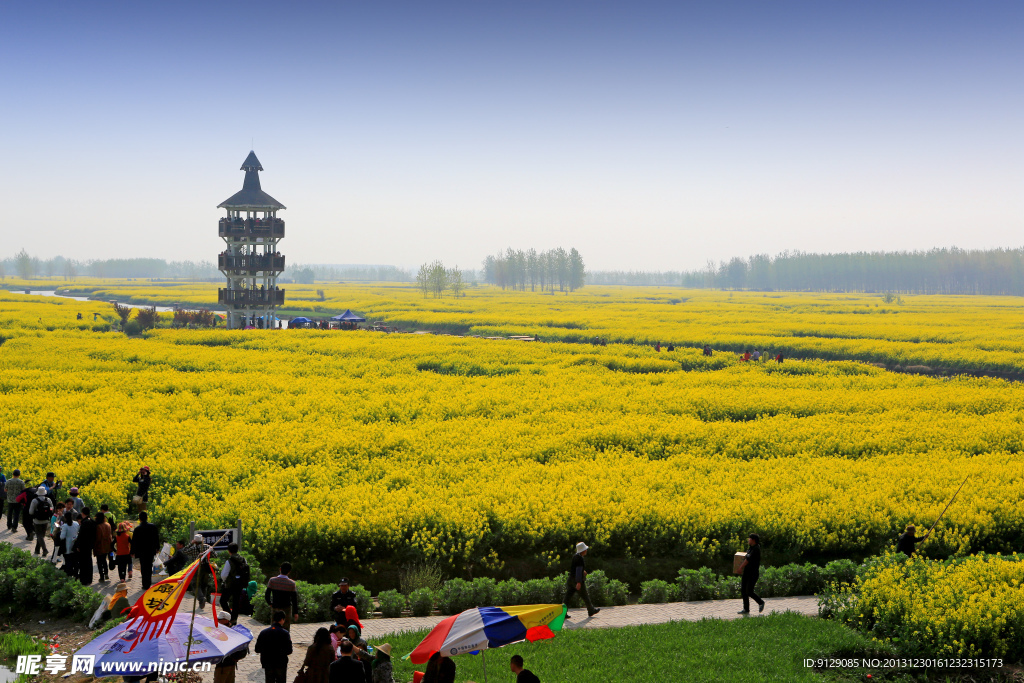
[123,554,205,651]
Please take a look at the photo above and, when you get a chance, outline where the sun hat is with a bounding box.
[218,611,231,622]
[37,486,48,495]
[69,487,79,495]
[375,643,392,657]
[194,534,204,542]
[576,542,589,553]
[115,582,128,592]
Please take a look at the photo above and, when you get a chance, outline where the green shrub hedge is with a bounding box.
[0,544,101,622]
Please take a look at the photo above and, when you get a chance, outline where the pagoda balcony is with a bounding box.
[218,217,285,239]
[218,254,285,272]
[218,288,286,307]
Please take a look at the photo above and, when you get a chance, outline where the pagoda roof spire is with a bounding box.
[218,151,286,210]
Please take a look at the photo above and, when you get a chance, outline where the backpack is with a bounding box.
[33,498,52,522]
[228,555,251,590]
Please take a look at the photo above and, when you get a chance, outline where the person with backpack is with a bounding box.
[28,487,53,555]
[220,542,250,626]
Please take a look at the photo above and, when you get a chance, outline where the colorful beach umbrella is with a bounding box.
[408,604,566,665]
[75,616,251,678]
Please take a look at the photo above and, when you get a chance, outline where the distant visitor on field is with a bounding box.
[737,533,765,615]
[563,541,600,618]
[897,524,928,557]
[132,466,151,511]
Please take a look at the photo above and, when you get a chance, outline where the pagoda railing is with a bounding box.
[218,217,285,238]
[218,288,286,306]
[218,254,285,272]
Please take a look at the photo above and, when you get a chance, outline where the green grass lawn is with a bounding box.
[368,612,887,683]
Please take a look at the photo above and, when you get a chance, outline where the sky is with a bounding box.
[1,1,1021,272]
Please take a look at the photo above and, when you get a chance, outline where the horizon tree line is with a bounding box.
[482,247,586,292]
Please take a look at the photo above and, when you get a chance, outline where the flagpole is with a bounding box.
[482,649,488,683]
[180,530,232,666]
[185,574,199,665]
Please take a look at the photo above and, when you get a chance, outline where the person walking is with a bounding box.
[265,562,299,631]
[5,470,25,532]
[563,542,600,618]
[182,534,213,607]
[328,640,366,683]
[114,522,133,582]
[220,543,251,626]
[298,627,335,683]
[60,511,80,577]
[131,511,160,589]
[255,611,293,683]
[76,508,96,584]
[330,579,358,624]
[737,533,765,615]
[897,524,929,557]
[19,484,36,542]
[509,655,540,683]
[93,512,113,582]
[29,487,53,555]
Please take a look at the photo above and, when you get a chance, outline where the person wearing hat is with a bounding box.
[183,534,213,607]
[563,542,600,618]
[69,487,84,514]
[299,627,335,683]
[331,579,358,624]
[105,582,131,620]
[29,486,54,556]
[41,472,62,502]
[371,643,394,683]
[214,610,249,683]
[132,467,152,512]
[897,524,929,557]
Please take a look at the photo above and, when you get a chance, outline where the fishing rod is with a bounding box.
[922,475,970,543]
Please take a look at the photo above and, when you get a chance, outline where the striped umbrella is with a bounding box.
[408,603,566,665]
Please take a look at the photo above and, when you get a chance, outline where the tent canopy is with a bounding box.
[331,309,366,322]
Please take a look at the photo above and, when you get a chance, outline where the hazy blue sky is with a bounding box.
[1,1,1021,271]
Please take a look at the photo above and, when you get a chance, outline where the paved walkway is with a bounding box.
[2,528,818,682]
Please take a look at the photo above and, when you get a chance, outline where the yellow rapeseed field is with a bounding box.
[1,290,1023,581]
[11,278,1024,374]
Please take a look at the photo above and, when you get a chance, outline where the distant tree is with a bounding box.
[417,263,431,297]
[135,306,160,329]
[448,266,465,298]
[428,260,447,298]
[15,249,34,279]
[293,267,315,284]
[112,303,133,327]
[568,248,586,292]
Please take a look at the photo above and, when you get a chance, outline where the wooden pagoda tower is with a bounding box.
[217,151,286,329]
